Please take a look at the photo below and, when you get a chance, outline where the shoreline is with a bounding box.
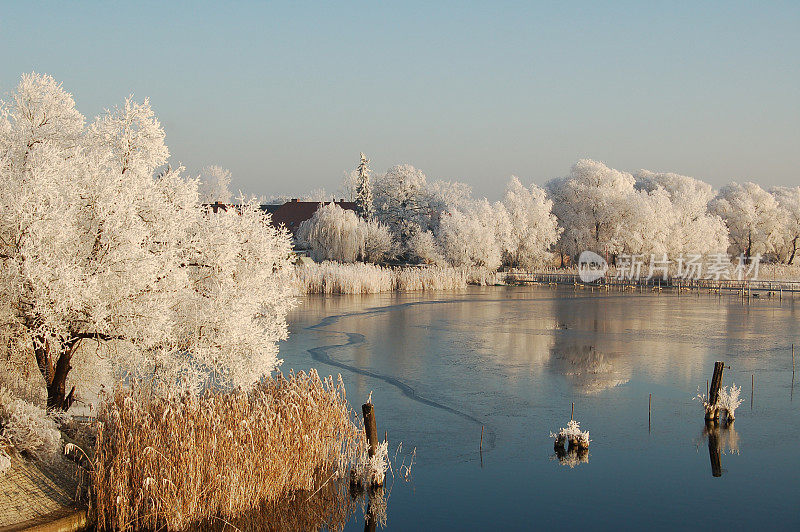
[293,261,800,296]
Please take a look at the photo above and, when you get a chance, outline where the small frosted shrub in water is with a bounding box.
[354,440,389,487]
[694,384,742,420]
[550,419,590,448]
[694,388,715,418]
[718,384,743,420]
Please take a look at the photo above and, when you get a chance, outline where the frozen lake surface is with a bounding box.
[278,286,800,530]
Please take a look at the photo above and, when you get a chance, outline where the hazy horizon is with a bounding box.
[2,1,798,199]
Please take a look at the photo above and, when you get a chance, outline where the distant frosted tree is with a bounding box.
[198,165,233,204]
[303,188,332,202]
[502,176,561,269]
[546,160,638,261]
[634,170,728,256]
[297,202,393,263]
[0,73,294,410]
[361,218,394,263]
[438,199,505,270]
[373,164,434,246]
[406,229,444,265]
[428,180,474,214]
[355,153,374,220]
[297,203,362,262]
[770,186,800,264]
[710,182,783,258]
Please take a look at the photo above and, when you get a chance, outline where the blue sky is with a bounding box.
[1,1,798,198]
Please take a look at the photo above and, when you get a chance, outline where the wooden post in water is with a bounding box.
[648,393,652,431]
[571,402,574,421]
[751,374,754,410]
[362,402,379,458]
[793,343,795,375]
[706,361,724,420]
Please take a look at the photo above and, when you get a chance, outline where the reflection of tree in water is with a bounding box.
[552,444,590,469]
[699,420,740,478]
[548,296,631,393]
[550,341,630,393]
[191,473,389,532]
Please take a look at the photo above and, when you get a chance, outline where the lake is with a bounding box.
[278,286,800,530]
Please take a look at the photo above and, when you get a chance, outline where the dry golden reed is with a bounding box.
[91,370,365,531]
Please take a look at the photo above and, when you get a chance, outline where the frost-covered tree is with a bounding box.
[296,202,393,263]
[406,229,444,265]
[361,218,394,263]
[771,186,800,264]
[0,73,294,410]
[198,165,233,204]
[438,200,505,270]
[502,176,561,269]
[615,188,673,256]
[428,180,474,215]
[373,164,434,246]
[546,160,730,264]
[355,152,374,220]
[634,170,728,256]
[546,160,638,262]
[710,182,783,258]
[297,203,363,262]
[178,199,294,390]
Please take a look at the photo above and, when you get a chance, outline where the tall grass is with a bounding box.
[92,370,366,531]
[294,261,504,294]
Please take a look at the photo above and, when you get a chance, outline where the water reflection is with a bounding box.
[191,479,356,531]
[701,420,740,477]
[552,446,590,468]
[549,342,629,393]
[279,288,800,529]
[363,487,387,532]
[552,436,590,468]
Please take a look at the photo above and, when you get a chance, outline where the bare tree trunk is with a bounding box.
[34,335,79,411]
[789,236,797,265]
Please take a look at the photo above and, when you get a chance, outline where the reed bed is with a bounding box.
[294,261,504,294]
[92,370,366,531]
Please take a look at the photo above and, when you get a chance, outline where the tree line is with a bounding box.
[297,155,800,269]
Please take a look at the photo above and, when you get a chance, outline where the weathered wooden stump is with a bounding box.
[705,361,725,421]
[362,402,379,458]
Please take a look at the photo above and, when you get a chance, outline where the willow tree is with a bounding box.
[0,73,293,410]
